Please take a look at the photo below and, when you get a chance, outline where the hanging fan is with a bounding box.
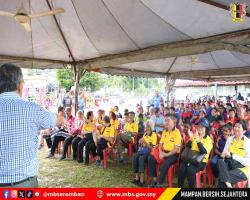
[0,0,64,32]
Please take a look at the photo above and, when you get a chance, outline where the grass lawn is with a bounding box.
[37,147,137,188]
[37,147,200,188]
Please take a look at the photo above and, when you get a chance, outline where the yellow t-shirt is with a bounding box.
[191,136,213,163]
[229,138,248,176]
[94,117,103,125]
[82,121,96,132]
[160,128,182,153]
[111,119,119,130]
[101,125,115,138]
[143,132,157,146]
[124,121,138,133]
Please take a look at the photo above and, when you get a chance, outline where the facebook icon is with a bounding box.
[2,190,10,199]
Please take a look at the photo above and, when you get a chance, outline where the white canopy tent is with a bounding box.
[0,0,250,80]
[1,0,250,108]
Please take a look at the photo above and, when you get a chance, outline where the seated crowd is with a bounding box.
[39,100,250,188]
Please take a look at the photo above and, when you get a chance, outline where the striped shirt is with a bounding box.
[0,92,56,183]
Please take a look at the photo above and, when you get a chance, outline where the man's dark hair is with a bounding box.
[128,111,135,116]
[58,106,64,113]
[124,112,129,117]
[87,111,93,120]
[103,116,110,124]
[0,63,23,94]
[170,107,175,112]
[229,109,235,113]
[110,111,117,120]
[124,109,129,114]
[138,113,143,118]
[236,120,248,131]
[155,107,160,113]
[165,113,176,121]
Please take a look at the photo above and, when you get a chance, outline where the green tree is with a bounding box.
[57,67,165,93]
[57,68,104,91]
[56,68,74,91]
[79,71,104,91]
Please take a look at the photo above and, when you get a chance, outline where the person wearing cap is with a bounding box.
[178,119,213,188]
[210,125,231,178]
[191,110,207,125]
[132,121,157,186]
[116,111,138,163]
[217,120,250,188]
[148,114,182,187]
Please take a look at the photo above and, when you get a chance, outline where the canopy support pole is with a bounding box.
[74,67,87,115]
[74,65,80,115]
[165,75,176,107]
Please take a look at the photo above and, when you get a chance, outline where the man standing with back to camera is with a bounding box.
[0,63,60,188]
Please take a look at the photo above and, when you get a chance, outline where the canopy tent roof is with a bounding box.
[1,0,250,80]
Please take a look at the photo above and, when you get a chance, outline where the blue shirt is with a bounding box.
[0,92,56,183]
[152,96,162,108]
[217,136,227,153]
[150,115,165,133]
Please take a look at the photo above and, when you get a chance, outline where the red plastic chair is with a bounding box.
[56,141,64,154]
[206,160,215,186]
[102,139,116,169]
[145,161,178,187]
[233,180,248,188]
[128,135,138,159]
[196,168,207,188]
[66,144,71,158]
[103,147,115,169]
[167,163,177,187]
[146,163,160,185]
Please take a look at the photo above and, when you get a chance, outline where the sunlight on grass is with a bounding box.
[38,147,136,188]
[37,147,200,188]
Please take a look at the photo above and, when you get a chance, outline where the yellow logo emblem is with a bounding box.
[230,3,247,22]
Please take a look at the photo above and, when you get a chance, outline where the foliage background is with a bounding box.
[57,68,164,95]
